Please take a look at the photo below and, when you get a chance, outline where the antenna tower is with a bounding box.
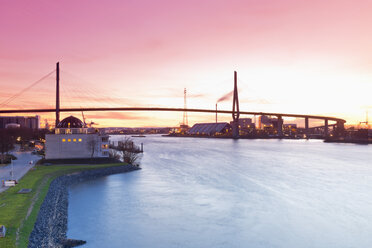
[360,111,369,127]
[183,88,188,126]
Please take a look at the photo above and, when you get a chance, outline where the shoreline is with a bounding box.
[163,134,319,140]
[27,164,140,248]
[165,134,372,144]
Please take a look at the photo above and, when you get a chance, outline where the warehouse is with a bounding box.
[188,122,231,136]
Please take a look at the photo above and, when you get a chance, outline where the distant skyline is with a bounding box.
[1,0,372,127]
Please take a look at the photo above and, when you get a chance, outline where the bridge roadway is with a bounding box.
[0,107,346,123]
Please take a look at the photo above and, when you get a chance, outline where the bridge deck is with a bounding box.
[0,107,346,123]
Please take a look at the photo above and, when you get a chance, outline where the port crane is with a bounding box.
[359,111,369,128]
[81,111,99,127]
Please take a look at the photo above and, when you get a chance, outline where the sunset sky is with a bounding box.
[1,0,372,127]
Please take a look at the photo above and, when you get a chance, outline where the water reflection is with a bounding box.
[68,135,372,248]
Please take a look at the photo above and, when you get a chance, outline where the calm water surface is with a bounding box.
[67,135,372,248]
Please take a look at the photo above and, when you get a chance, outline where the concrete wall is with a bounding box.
[45,133,109,159]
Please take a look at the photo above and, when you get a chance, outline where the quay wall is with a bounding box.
[28,164,140,248]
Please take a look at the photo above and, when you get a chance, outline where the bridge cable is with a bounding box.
[61,70,135,108]
[0,70,55,108]
[63,78,106,108]
[59,71,97,108]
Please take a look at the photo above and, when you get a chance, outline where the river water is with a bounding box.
[67,135,372,248]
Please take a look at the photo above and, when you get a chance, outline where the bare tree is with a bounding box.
[122,150,141,166]
[0,130,14,164]
[118,137,134,151]
[86,137,98,158]
[109,149,121,160]
[116,137,142,166]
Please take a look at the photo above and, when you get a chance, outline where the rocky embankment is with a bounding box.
[28,164,140,248]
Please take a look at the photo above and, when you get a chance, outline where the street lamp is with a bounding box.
[10,157,14,181]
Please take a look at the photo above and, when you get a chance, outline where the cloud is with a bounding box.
[142,88,206,99]
[67,54,110,64]
[83,112,151,121]
[189,93,206,98]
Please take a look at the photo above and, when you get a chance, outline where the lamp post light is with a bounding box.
[10,158,14,181]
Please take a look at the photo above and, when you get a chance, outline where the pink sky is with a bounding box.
[1,0,372,127]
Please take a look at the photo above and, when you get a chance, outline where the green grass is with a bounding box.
[0,163,127,248]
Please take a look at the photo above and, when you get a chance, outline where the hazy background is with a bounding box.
[1,0,371,127]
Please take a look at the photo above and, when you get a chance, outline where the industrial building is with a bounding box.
[237,118,253,128]
[0,115,40,129]
[283,124,297,136]
[188,122,231,136]
[257,115,277,130]
[255,115,299,137]
[45,116,109,159]
[230,118,255,135]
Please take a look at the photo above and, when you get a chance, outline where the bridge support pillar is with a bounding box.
[232,120,239,138]
[324,119,329,137]
[305,117,309,139]
[277,115,283,137]
[232,71,240,139]
[335,120,345,137]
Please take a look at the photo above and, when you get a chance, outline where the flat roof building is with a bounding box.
[0,116,40,129]
[257,115,277,130]
[45,116,109,159]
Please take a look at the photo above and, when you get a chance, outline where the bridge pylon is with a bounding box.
[232,71,240,139]
[277,115,283,137]
[56,62,60,127]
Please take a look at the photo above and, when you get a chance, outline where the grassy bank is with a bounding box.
[0,163,127,248]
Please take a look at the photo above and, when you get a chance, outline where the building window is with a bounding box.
[103,151,109,156]
[73,138,77,142]
[101,144,109,149]
[102,137,109,142]
[68,139,71,142]
[62,138,66,142]
[78,138,82,142]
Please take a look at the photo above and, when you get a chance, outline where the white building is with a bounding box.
[45,116,109,159]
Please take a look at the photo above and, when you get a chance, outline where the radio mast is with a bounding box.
[183,88,188,127]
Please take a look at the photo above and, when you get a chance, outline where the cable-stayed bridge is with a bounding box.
[0,63,346,138]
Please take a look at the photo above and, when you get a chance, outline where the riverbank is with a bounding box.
[164,133,309,140]
[0,163,139,248]
[324,136,372,144]
[28,164,140,248]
